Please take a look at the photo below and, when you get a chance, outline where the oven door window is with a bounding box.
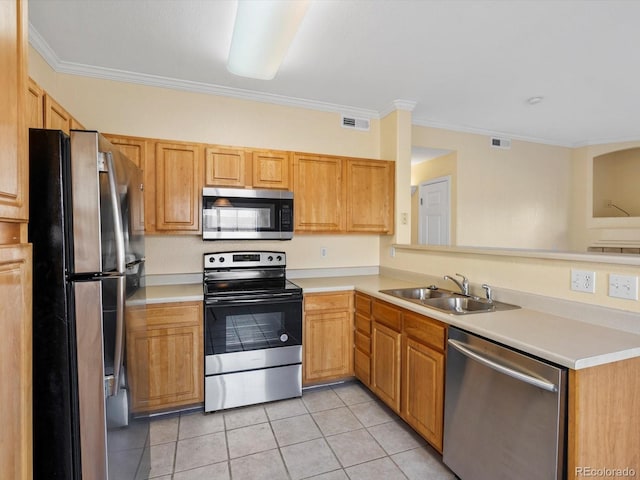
[205,299,302,355]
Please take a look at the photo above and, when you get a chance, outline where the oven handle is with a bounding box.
[205,293,302,305]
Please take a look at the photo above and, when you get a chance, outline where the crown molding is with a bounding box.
[29,24,379,120]
[412,116,574,148]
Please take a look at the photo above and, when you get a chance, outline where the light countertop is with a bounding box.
[137,274,640,370]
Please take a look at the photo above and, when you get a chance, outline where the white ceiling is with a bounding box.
[28,0,640,147]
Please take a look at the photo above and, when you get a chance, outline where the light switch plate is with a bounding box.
[608,274,639,300]
[571,269,595,293]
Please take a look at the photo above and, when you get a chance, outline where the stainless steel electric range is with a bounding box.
[203,251,302,412]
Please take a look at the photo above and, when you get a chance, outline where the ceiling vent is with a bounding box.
[490,137,511,149]
[341,115,370,131]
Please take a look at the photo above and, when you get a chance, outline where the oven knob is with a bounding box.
[209,257,215,263]
[219,257,225,263]
[276,255,282,262]
[280,333,289,343]
[268,256,273,261]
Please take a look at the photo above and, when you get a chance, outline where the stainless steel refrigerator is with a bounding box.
[29,129,149,479]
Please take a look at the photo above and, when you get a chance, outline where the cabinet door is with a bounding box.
[104,135,148,233]
[127,302,203,412]
[304,310,353,383]
[155,142,202,232]
[371,321,401,412]
[43,93,72,133]
[204,146,246,187]
[0,0,28,222]
[346,159,394,233]
[293,154,344,232]
[104,134,147,169]
[303,292,353,385]
[402,336,445,452]
[27,77,44,129]
[0,244,32,480]
[252,150,291,189]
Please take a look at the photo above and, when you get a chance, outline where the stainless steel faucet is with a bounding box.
[444,273,469,296]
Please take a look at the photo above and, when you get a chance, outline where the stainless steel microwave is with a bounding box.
[202,187,294,240]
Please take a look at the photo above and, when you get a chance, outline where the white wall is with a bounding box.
[412,125,573,250]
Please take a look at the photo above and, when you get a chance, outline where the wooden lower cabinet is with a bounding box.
[0,243,32,480]
[358,294,445,451]
[126,301,203,412]
[568,357,640,478]
[354,293,372,386]
[371,320,402,412]
[401,336,445,452]
[303,292,354,384]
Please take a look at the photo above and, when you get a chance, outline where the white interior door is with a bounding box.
[418,177,450,245]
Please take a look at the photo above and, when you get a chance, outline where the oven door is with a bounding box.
[204,295,302,375]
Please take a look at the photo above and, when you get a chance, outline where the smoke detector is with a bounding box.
[341,115,370,131]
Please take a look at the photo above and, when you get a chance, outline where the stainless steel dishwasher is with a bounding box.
[443,327,567,480]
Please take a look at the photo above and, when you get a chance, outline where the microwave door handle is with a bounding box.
[104,152,127,397]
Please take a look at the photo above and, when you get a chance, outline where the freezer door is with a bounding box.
[70,131,104,274]
[73,280,109,480]
[70,131,145,275]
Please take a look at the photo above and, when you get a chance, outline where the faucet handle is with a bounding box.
[456,273,469,294]
[481,283,493,303]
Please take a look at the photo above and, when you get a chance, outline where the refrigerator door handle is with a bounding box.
[104,152,126,274]
[105,152,127,397]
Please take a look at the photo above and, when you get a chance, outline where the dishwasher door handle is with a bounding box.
[448,339,558,392]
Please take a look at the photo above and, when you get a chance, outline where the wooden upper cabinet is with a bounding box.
[155,142,202,233]
[346,159,394,233]
[204,146,246,187]
[293,154,344,232]
[44,93,72,133]
[27,77,44,129]
[104,134,147,169]
[0,0,28,222]
[252,149,291,189]
[70,117,85,130]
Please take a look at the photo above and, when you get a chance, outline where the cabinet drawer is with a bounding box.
[355,292,371,315]
[304,292,352,312]
[354,347,370,385]
[372,300,402,332]
[403,311,446,351]
[354,311,371,334]
[355,330,370,354]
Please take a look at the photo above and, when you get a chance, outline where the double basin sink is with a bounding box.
[379,286,519,315]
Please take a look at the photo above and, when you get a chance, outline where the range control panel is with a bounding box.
[203,251,286,269]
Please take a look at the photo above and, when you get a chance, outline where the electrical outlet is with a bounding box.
[401,212,408,225]
[571,269,596,293]
[608,274,638,300]
[320,247,327,258]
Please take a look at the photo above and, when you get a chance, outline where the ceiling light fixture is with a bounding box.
[227,0,310,80]
[526,96,544,105]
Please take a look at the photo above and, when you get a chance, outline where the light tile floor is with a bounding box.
[148,381,456,480]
